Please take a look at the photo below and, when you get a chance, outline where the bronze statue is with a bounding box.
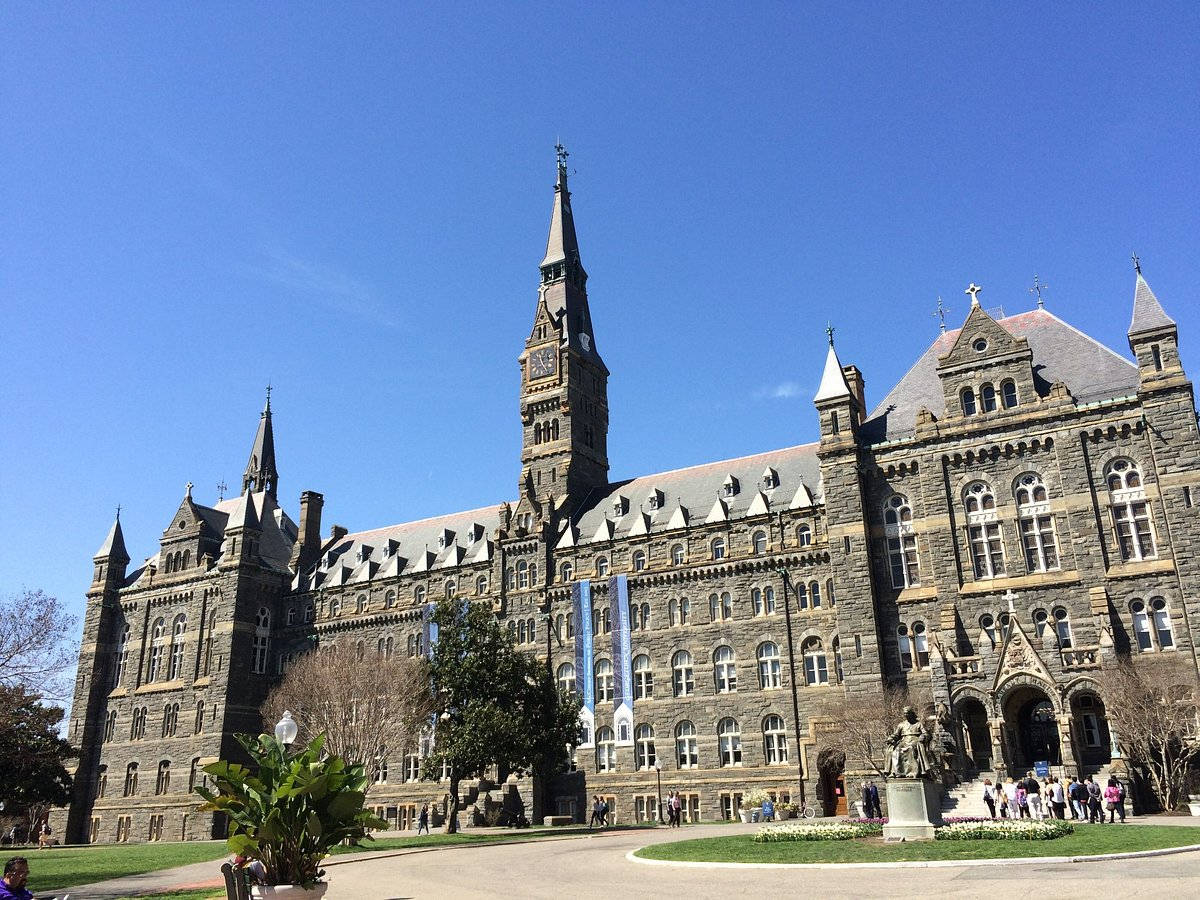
[884,705,938,779]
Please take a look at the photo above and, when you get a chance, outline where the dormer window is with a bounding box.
[722,476,739,497]
[437,529,454,550]
[612,496,628,517]
[761,468,778,490]
[647,489,664,510]
[357,545,373,564]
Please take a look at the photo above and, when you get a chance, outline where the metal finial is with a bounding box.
[825,322,835,346]
[217,480,227,501]
[933,296,947,333]
[1029,275,1047,309]
[265,382,273,412]
[1131,253,1141,275]
[965,283,983,306]
[555,142,569,171]
[115,503,122,521]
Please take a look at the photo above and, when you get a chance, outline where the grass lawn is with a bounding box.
[635,824,1200,864]
[24,842,229,894]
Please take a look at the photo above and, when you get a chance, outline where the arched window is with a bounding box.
[414,585,426,604]
[897,624,913,670]
[764,586,776,614]
[557,662,576,694]
[595,659,614,702]
[884,494,920,588]
[601,607,611,633]
[832,636,843,682]
[679,597,690,625]
[676,721,698,768]
[104,710,117,742]
[555,613,565,641]
[751,587,763,616]
[566,611,574,638]
[97,764,108,798]
[1131,599,1152,651]
[913,622,929,668]
[475,575,488,595]
[445,580,457,599]
[964,481,1005,579]
[809,581,821,608]
[595,727,616,772]
[717,718,742,766]
[168,614,186,680]
[124,762,139,796]
[182,549,190,569]
[980,382,997,412]
[632,605,642,630]
[825,579,835,607]
[329,597,342,618]
[999,611,1013,639]
[1032,607,1049,639]
[147,617,166,682]
[384,590,396,609]
[802,638,828,685]
[1106,459,1156,561]
[1052,607,1072,648]
[517,560,529,589]
[671,543,685,565]
[506,568,515,590]
[560,561,574,582]
[596,556,609,578]
[286,605,297,625]
[1015,473,1059,573]
[1001,379,1018,409]
[632,550,647,572]
[708,593,722,622]
[161,701,179,737]
[1151,597,1175,649]
[961,387,977,416]
[757,642,781,689]
[113,623,130,688]
[551,419,559,440]
[155,760,171,795]
[635,723,657,770]
[672,650,694,697]
[711,537,726,560]
[980,614,997,649]
[529,564,537,585]
[518,619,527,644]
[356,594,368,614]
[252,607,270,674]
[763,714,789,764]
[303,603,314,623]
[633,654,654,700]
[797,581,808,610]
[797,525,812,546]
[752,531,767,555]
[356,640,366,660]
[668,598,678,626]
[714,645,737,693]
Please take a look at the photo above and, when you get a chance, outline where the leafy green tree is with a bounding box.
[422,597,582,832]
[0,685,75,833]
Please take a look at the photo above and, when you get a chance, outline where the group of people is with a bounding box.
[588,795,610,828]
[860,780,882,819]
[982,773,1127,823]
[663,791,686,827]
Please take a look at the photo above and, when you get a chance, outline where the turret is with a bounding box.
[1126,261,1185,391]
[243,389,279,498]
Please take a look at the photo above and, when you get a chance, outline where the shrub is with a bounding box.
[936,820,1073,841]
[742,788,771,809]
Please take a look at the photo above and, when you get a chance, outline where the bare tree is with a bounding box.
[817,682,933,778]
[261,643,433,787]
[1098,656,1200,812]
[0,590,76,702]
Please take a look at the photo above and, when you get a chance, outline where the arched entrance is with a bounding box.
[1002,685,1060,771]
[1069,691,1111,767]
[957,697,992,770]
[817,748,846,816]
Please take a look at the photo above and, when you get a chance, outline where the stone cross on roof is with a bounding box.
[965,283,983,306]
[1003,589,1018,613]
[185,481,193,499]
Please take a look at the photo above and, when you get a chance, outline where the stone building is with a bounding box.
[60,152,1200,842]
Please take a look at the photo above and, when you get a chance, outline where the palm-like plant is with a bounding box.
[196,732,386,887]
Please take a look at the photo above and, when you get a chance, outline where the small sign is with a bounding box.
[1034,760,1050,777]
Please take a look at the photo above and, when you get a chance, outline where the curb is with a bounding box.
[626,842,1200,870]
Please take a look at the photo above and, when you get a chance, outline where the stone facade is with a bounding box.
[60,156,1200,842]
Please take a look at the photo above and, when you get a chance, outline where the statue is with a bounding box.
[884,706,938,779]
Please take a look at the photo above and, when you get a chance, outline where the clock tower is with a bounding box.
[517,146,610,526]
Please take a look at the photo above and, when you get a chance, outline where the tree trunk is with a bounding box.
[445,773,460,834]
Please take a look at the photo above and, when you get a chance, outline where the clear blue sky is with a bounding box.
[3,3,1198,637]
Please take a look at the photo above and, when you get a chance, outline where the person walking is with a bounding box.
[1026,780,1043,820]
[416,803,430,835]
[982,779,997,819]
[1104,779,1123,824]
[1068,778,1084,820]
[1115,778,1127,823]
[588,795,603,829]
[599,797,609,827]
[671,791,682,827]
[1086,777,1104,823]
[1004,778,1019,819]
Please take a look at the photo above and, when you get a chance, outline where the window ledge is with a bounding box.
[959,570,1080,596]
[1105,558,1175,579]
[134,680,186,695]
[107,687,128,699]
[895,585,939,604]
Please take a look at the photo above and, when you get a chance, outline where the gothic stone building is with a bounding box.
[61,156,1200,842]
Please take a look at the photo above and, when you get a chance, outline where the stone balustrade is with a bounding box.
[947,656,982,679]
[1060,645,1100,669]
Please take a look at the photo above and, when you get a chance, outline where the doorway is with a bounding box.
[958,697,992,770]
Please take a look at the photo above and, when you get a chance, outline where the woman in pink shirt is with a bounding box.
[1103,781,1122,823]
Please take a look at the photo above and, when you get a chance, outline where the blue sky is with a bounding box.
[2,2,1198,636]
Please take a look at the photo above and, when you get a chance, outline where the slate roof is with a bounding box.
[813,342,852,402]
[862,308,1139,442]
[1128,274,1175,335]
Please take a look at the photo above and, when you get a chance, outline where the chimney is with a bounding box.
[290,490,325,571]
[842,365,866,418]
[330,524,349,543]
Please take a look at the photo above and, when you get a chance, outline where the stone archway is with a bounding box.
[956,696,992,770]
[816,748,846,816]
[1069,689,1112,768]
[1002,685,1060,771]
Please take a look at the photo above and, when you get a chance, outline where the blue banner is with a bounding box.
[572,580,595,747]
[609,574,633,746]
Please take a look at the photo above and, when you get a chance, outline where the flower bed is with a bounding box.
[842,816,988,825]
[754,822,881,842]
[936,820,1074,841]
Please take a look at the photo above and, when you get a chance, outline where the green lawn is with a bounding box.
[24,842,229,893]
[635,825,1200,864]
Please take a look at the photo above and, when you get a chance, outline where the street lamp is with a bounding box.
[654,760,663,824]
[776,567,807,809]
[275,710,298,747]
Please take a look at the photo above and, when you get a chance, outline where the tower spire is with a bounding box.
[242,387,279,498]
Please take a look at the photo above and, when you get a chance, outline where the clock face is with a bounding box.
[529,347,557,379]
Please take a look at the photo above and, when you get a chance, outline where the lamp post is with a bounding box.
[275,710,298,759]
[654,760,663,824]
[776,567,807,808]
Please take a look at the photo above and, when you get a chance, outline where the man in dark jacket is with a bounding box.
[0,857,33,900]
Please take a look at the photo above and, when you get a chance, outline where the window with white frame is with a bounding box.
[403,754,420,782]
[671,543,685,565]
[714,645,737,693]
[709,592,732,622]
[635,724,656,770]
[596,556,609,577]
[356,594,368,614]
[557,662,575,693]
[752,531,768,554]
[595,659,614,702]
[797,525,812,546]
[757,641,781,689]
[763,714,789,764]
[113,623,130,688]
[560,561,573,582]
[1132,596,1174,651]
[596,727,616,772]
[517,560,529,589]
[1106,459,1156,561]
[802,637,828,685]
[168,614,186,680]
[633,654,654,700]
[711,537,726,560]
[1015,473,1059,572]
[676,721,698,768]
[633,550,647,572]
[717,717,742,766]
[1052,607,1073,648]
[808,580,822,608]
[980,382,997,412]
[668,598,678,626]
[147,617,166,682]
[897,623,913,670]
[672,650,694,697]
[679,597,690,624]
[1151,597,1175,649]
[1032,607,1050,639]
[913,621,929,667]
[252,607,270,674]
[884,494,920,588]
[964,481,1005,578]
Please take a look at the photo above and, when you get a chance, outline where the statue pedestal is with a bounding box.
[882,778,943,842]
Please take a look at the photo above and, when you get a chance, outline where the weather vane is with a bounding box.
[115,503,122,520]
[1030,275,1047,309]
[555,142,569,170]
[933,295,947,333]
[825,322,835,346]
[217,480,227,501]
[1131,252,1141,274]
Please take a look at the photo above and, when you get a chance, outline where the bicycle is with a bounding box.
[794,802,817,819]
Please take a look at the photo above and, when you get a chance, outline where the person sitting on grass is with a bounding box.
[0,857,33,900]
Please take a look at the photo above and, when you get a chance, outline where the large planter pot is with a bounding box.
[251,885,329,899]
[1187,801,1200,817]
[738,810,752,824]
